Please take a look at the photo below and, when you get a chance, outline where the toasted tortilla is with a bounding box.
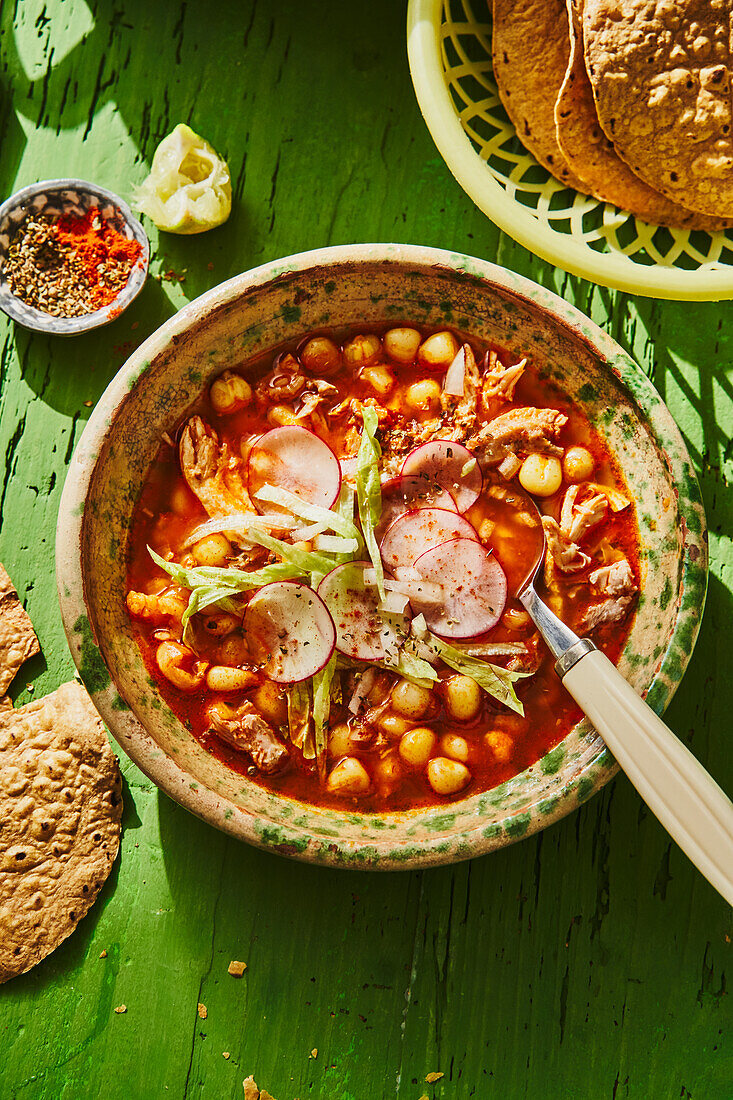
[492,0,587,190]
[0,681,122,983]
[0,564,40,694]
[556,0,732,228]
[583,0,733,217]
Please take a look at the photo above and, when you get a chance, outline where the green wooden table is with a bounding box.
[1,3,731,1097]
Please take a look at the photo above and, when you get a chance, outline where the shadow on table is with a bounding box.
[10,275,178,418]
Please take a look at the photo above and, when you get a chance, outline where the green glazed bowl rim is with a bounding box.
[55,244,708,869]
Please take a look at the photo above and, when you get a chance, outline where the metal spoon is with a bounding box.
[509,484,733,906]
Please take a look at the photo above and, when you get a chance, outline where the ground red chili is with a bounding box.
[3,206,143,318]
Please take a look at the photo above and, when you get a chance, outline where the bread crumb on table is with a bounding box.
[425,1071,444,1083]
[197,1003,208,1019]
[228,959,247,977]
[113,1005,126,1014]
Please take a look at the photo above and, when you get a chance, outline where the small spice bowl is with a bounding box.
[0,178,149,336]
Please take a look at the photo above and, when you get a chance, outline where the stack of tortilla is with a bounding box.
[0,564,122,983]
[492,0,733,229]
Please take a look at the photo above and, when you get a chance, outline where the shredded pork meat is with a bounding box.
[207,701,289,773]
[589,558,637,597]
[179,415,256,519]
[581,595,636,632]
[560,483,609,543]
[542,516,591,577]
[468,406,568,467]
[481,351,526,404]
[440,343,481,438]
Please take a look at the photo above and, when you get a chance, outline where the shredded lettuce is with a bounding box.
[150,547,304,591]
[182,511,300,548]
[312,655,337,780]
[149,547,311,643]
[242,528,336,576]
[287,682,314,758]
[180,585,241,645]
[312,534,360,554]
[356,407,385,600]
[253,483,361,541]
[380,647,437,689]
[411,614,528,715]
[335,482,357,525]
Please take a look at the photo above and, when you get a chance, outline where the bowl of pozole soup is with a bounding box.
[56,244,707,868]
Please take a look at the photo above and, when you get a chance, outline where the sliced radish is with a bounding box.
[379,507,478,572]
[243,581,336,683]
[374,474,458,541]
[412,538,507,639]
[401,439,482,512]
[317,560,410,662]
[248,426,341,513]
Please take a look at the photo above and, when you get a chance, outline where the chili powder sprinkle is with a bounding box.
[2,207,143,318]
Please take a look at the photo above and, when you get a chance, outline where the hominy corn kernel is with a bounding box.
[251,681,287,725]
[563,445,595,482]
[391,679,432,720]
[361,364,395,395]
[443,675,482,722]
[379,712,415,738]
[374,753,403,794]
[417,331,459,369]
[300,336,341,374]
[328,722,353,758]
[398,727,437,767]
[439,733,469,762]
[384,327,422,364]
[192,533,232,567]
[405,378,442,414]
[518,454,563,497]
[427,757,471,795]
[267,404,299,427]
[485,729,513,763]
[343,333,381,367]
[326,756,371,795]
[501,606,531,631]
[210,371,252,414]
[217,633,250,666]
[205,666,258,693]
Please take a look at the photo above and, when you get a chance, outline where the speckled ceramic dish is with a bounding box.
[55,244,707,869]
[0,178,149,335]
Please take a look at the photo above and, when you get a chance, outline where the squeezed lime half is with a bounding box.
[135,123,232,234]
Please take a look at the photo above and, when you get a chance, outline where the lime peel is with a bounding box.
[135,123,232,235]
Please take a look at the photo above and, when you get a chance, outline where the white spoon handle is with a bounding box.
[563,649,733,907]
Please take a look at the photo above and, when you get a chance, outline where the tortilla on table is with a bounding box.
[0,681,122,983]
[0,564,40,694]
[583,0,733,217]
[492,0,587,189]
[556,0,733,229]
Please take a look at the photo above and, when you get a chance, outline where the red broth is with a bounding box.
[126,326,639,811]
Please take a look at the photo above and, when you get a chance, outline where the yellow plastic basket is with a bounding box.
[407,0,733,300]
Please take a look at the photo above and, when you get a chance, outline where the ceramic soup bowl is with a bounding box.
[56,244,707,869]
